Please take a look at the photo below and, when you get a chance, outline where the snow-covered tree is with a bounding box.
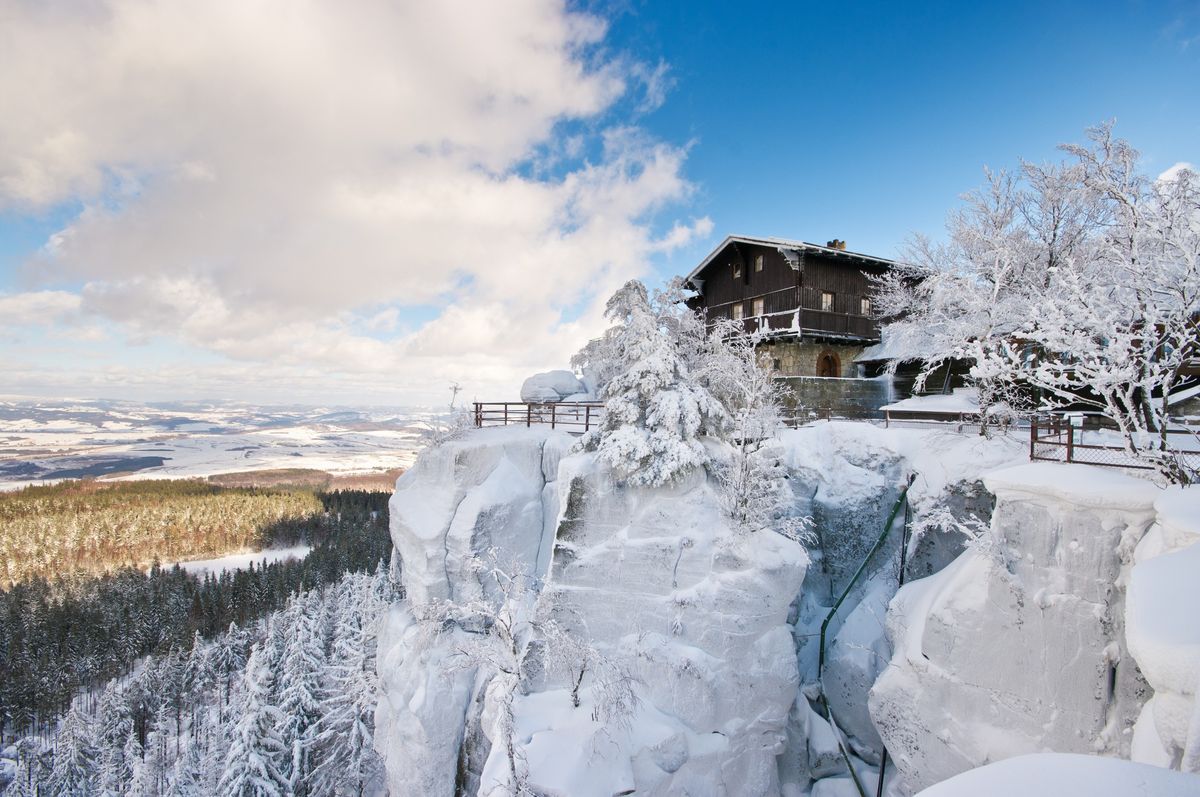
[309,575,385,797]
[576,279,728,487]
[125,730,151,797]
[277,593,327,795]
[217,643,289,797]
[696,318,810,541]
[164,741,204,797]
[875,124,1200,482]
[415,551,636,796]
[46,702,98,795]
[95,681,131,797]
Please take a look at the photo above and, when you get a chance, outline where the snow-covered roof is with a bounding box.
[685,234,898,284]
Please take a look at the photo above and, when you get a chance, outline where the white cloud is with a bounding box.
[0,0,703,403]
[1157,161,1196,183]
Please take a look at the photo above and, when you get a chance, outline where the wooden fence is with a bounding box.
[474,402,604,435]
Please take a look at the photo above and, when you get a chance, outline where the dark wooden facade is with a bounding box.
[686,236,893,342]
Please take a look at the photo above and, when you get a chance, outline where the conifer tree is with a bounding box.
[95,681,131,797]
[277,594,327,795]
[46,702,98,795]
[577,280,728,487]
[217,644,290,797]
[310,576,383,796]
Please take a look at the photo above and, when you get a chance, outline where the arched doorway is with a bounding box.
[816,350,841,378]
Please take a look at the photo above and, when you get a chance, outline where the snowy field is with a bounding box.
[0,398,437,490]
[165,545,314,577]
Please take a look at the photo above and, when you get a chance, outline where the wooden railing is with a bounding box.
[474,402,604,435]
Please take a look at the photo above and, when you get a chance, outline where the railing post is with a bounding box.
[504,403,508,426]
[1029,416,1037,460]
[550,403,556,430]
[526,403,532,428]
[1066,417,1075,464]
[585,404,591,433]
[474,402,481,428]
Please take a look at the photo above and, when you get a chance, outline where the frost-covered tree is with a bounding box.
[415,551,636,796]
[125,730,151,797]
[697,318,810,541]
[95,681,131,797]
[217,644,289,797]
[576,280,728,486]
[875,124,1200,482]
[46,702,98,795]
[277,593,327,795]
[309,574,385,797]
[164,741,204,797]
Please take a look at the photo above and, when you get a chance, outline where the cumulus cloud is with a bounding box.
[1157,162,1196,183]
[0,0,707,403]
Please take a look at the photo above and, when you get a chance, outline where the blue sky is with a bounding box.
[0,0,1197,405]
[625,0,1200,277]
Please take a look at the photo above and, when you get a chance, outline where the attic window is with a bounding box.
[732,262,741,279]
[754,254,764,272]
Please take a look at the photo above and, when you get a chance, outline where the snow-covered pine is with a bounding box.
[95,680,131,797]
[216,643,290,797]
[277,592,327,796]
[210,621,249,721]
[577,279,728,487]
[873,124,1200,481]
[309,572,385,797]
[45,702,98,795]
[126,730,151,797]
[163,741,203,797]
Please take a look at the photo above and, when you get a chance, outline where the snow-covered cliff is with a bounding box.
[869,464,1164,793]
[375,426,808,796]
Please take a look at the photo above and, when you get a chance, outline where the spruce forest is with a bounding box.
[0,479,397,795]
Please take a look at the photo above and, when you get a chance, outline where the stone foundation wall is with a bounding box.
[760,339,866,378]
[777,376,896,418]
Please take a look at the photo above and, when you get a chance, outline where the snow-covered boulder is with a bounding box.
[519,370,586,403]
[1126,487,1200,771]
[870,463,1160,794]
[914,752,1200,797]
[376,426,809,796]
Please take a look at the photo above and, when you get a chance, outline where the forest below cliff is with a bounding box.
[0,481,393,745]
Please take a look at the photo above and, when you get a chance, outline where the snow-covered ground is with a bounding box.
[164,545,313,577]
[0,398,435,489]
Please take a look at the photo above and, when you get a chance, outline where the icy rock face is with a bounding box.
[1126,487,1200,771]
[519,370,585,403]
[869,463,1160,794]
[903,478,993,582]
[376,426,809,797]
[376,427,572,797]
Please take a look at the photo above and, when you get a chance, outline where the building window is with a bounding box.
[821,291,835,312]
[731,303,744,321]
[772,358,782,371]
[754,254,764,272]
[732,262,741,279]
[860,297,872,316]
[752,298,764,317]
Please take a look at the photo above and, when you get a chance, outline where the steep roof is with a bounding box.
[685,234,897,283]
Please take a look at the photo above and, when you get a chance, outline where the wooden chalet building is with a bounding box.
[685,234,895,379]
